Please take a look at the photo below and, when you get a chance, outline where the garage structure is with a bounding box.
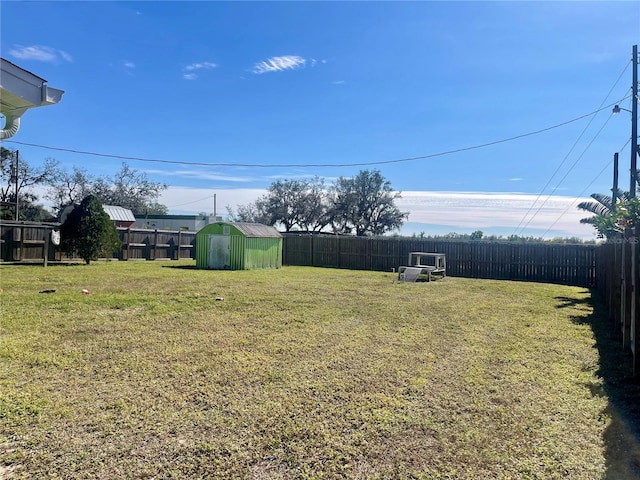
[196,222,282,270]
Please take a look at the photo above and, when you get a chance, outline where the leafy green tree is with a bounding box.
[470,230,484,241]
[231,171,406,235]
[298,176,331,232]
[603,197,640,237]
[60,195,121,264]
[227,197,271,224]
[329,169,408,236]
[577,190,629,239]
[229,177,331,232]
[262,177,331,232]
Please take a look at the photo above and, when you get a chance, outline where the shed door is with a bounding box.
[208,235,230,269]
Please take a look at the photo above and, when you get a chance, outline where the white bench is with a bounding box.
[398,252,446,282]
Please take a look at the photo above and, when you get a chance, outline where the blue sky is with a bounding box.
[1,1,639,239]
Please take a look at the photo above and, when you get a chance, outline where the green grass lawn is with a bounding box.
[1,261,639,479]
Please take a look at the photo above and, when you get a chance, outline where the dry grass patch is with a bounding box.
[0,261,636,478]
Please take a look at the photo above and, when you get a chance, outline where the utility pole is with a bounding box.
[630,44,639,374]
[612,152,619,324]
[14,150,19,221]
[632,44,638,197]
[612,152,619,211]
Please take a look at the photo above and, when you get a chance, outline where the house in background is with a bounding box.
[134,214,219,232]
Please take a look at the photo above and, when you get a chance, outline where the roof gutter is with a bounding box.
[0,114,20,140]
[1,58,64,139]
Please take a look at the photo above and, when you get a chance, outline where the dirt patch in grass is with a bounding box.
[1,261,638,478]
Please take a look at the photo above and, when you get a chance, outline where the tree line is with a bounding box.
[229,170,409,236]
[1,148,409,237]
[0,147,168,221]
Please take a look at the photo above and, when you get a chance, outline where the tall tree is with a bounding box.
[298,176,331,232]
[93,163,167,214]
[46,166,94,214]
[0,147,57,220]
[263,179,306,231]
[60,195,121,264]
[47,162,168,215]
[330,169,408,236]
[263,178,331,232]
[229,177,331,232]
[227,198,271,224]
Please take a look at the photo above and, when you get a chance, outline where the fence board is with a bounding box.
[0,222,196,263]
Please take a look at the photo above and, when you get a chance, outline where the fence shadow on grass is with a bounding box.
[557,292,640,479]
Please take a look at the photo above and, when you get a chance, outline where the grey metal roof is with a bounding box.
[103,205,136,222]
[231,222,282,238]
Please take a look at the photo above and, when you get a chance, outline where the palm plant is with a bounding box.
[577,190,629,239]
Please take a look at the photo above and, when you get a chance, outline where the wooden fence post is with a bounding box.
[43,227,49,267]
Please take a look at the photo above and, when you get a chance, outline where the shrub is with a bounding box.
[60,195,121,264]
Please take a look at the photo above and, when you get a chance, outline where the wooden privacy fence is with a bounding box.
[119,228,195,261]
[594,233,640,374]
[0,221,196,262]
[0,223,598,286]
[283,235,597,287]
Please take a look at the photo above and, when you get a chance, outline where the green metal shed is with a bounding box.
[195,222,282,270]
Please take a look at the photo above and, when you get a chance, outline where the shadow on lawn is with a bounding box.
[556,292,640,479]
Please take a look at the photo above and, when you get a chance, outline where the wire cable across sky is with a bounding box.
[541,137,632,238]
[510,59,632,236]
[3,101,626,169]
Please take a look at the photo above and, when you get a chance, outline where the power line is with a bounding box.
[512,60,632,235]
[515,111,614,234]
[2,101,621,169]
[167,194,214,208]
[541,138,632,238]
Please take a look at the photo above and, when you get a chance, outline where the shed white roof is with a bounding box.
[103,205,135,222]
[231,222,282,237]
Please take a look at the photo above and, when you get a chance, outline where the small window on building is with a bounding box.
[223,226,230,235]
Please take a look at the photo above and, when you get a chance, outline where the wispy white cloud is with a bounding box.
[396,191,594,238]
[9,45,73,63]
[184,61,217,71]
[145,169,251,183]
[182,61,217,80]
[252,55,306,74]
[160,187,266,214]
[123,61,136,69]
[332,80,346,85]
[59,50,73,63]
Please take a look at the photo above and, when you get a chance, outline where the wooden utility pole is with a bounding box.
[631,44,638,197]
[612,153,619,324]
[630,44,639,374]
[613,152,619,211]
[14,150,19,221]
